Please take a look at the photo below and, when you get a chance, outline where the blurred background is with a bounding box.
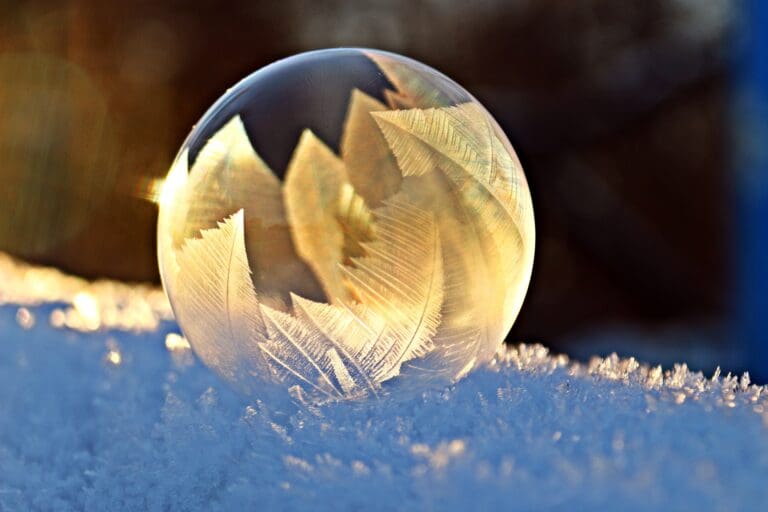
[0,0,765,378]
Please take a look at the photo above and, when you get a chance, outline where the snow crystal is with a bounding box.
[0,253,767,510]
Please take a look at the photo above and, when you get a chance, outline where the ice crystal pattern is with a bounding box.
[157,49,535,400]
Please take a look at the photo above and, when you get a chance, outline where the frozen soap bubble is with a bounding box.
[157,48,535,402]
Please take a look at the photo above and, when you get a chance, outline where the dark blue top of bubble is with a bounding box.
[185,49,396,178]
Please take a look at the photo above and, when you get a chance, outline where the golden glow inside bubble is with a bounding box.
[157,49,535,401]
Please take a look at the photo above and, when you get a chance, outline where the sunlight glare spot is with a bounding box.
[139,176,167,205]
[165,332,191,351]
[106,349,122,365]
[73,291,101,330]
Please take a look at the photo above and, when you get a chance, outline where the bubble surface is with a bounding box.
[157,48,534,401]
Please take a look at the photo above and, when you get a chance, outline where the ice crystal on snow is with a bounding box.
[1,259,767,509]
[1,279,767,510]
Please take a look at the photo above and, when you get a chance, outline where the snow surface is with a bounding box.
[1,255,768,511]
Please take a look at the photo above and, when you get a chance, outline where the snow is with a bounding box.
[1,254,768,510]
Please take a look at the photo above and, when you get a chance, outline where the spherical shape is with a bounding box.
[158,48,535,401]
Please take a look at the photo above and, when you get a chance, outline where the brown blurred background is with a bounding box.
[0,0,741,363]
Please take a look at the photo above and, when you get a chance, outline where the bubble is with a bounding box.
[157,48,534,401]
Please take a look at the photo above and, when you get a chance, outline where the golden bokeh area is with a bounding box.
[0,53,118,259]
